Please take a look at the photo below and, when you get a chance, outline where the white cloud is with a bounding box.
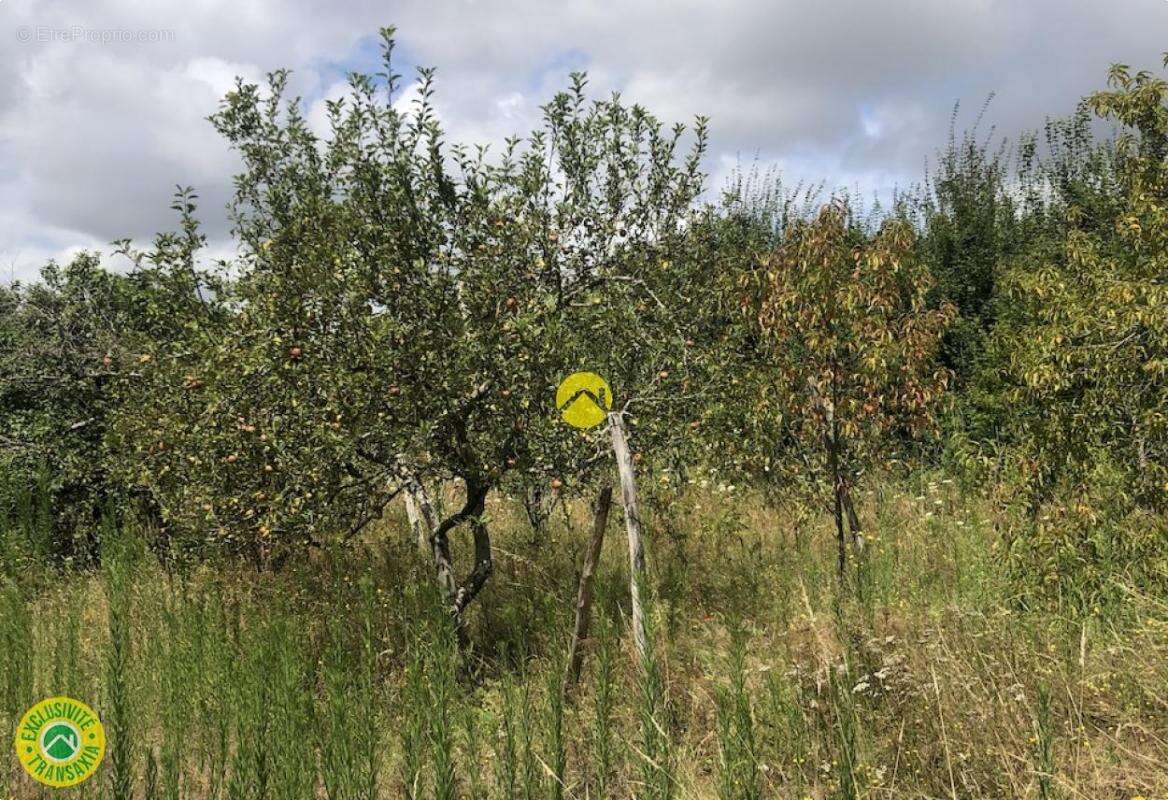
[3,0,1168,282]
[306,79,356,140]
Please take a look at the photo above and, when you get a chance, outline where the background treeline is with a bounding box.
[1,33,1166,617]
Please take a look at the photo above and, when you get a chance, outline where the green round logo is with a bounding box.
[41,721,81,762]
[14,697,105,788]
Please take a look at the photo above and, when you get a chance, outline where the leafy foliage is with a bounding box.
[982,59,1168,604]
[913,108,1019,383]
[748,201,953,572]
[3,28,1167,610]
[113,28,714,604]
[0,249,208,562]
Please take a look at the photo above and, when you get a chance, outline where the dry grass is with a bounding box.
[1,475,1165,799]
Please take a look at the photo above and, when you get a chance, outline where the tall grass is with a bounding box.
[1,477,1166,798]
[714,624,759,800]
[400,627,427,800]
[542,647,567,800]
[103,517,134,800]
[589,613,617,800]
[634,580,673,800]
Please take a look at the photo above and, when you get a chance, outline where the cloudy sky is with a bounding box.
[1,0,1166,282]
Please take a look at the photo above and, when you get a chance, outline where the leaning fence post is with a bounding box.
[609,411,648,657]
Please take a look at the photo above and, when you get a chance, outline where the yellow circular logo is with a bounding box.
[14,697,106,788]
[556,371,612,429]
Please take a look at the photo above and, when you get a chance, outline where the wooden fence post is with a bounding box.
[563,485,614,696]
[609,411,648,657]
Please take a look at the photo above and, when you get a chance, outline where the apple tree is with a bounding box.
[118,29,713,636]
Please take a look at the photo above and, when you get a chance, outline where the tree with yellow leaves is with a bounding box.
[752,201,954,579]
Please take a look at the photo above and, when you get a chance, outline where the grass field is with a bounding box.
[2,474,1165,799]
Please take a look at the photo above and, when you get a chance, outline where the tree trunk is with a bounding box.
[404,491,423,548]
[833,479,847,582]
[563,485,614,697]
[453,514,493,617]
[841,483,865,555]
[609,412,648,658]
[431,518,459,615]
[817,375,849,583]
[428,480,491,645]
[523,485,551,541]
[826,424,847,583]
[405,477,438,552]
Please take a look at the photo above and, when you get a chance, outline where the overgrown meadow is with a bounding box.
[3,476,1167,800]
[3,26,1168,800]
